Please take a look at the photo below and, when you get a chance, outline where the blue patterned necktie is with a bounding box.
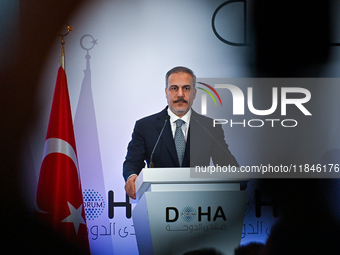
[174,119,186,166]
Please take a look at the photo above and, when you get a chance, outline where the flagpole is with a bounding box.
[36,24,91,252]
[59,24,73,70]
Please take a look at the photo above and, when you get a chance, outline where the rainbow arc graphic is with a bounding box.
[197,82,222,106]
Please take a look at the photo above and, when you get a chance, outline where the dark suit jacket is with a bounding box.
[123,107,239,181]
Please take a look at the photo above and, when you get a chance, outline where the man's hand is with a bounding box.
[125,175,137,200]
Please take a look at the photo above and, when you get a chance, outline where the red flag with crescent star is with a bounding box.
[35,66,90,253]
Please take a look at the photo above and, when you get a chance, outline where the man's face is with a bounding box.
[165,72,197,117]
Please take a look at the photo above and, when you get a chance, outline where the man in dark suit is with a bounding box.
[123,66,239,199]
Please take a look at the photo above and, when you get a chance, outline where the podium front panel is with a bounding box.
[133,190,247,255]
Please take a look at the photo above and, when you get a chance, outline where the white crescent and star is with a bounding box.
[43,138,80,185]
[35,138,82,214]
[61,202,86,235]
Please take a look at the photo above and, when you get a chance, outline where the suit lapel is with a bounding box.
[183,110,199,167]
[155,108,179,166]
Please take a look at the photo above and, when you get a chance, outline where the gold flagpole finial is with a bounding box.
[58,24,73,70]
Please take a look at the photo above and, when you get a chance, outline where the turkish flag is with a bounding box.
[35,66,90,253]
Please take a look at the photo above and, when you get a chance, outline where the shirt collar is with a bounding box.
[167,108,192,124]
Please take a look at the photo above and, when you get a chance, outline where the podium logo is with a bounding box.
[181,206,196,222]
[166,206,226,222]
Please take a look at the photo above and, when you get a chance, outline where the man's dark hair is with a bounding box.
[165,66,196,88]
[234,242,264,255]
[182,247,224,255]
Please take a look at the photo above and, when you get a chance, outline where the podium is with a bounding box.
[132,168,248,255]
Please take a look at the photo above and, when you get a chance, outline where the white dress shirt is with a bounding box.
[167,108,191,142]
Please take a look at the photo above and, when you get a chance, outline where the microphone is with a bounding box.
[150,115,170,168]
